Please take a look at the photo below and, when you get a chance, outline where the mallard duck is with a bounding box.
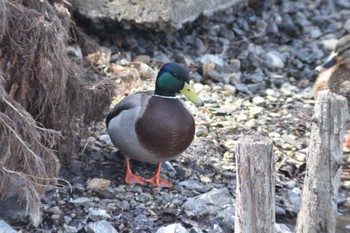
[314,35,350,147]
[106,63,204,188]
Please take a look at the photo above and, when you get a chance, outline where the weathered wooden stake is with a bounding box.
[235,132,275,233]
[295,90,348,233]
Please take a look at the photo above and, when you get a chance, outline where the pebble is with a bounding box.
[175,165,192,179]
[342,181,350,189]
[62,224,78,233]
[85,220,118,233]
[265,51,284,69]
[275,223,292,233]
[73,183,86,194]
[199,175,212,184]
[309,27,322,39]
[244,119,256,129]
[182,188,234,216]
[223,84,236,95]
[46,206,63,215]
[162,161,177,175]
[51,214,60,220]
[276,205,287,216]
[98,134,112,144]
[252,95,266,105]
[152,51,170,63]
[88,208,111,222]
[86,178,111,190]
[198,54,225,66]
[156,223,188,233]
[179,180,205,192]
[321,38,338,51]
[287,188,301,212]
[235,83,252,95]
[69,197,91,205]
[250,73,265,83]
[133,55,151,64]
[0,220,16,233]
[137,193,154,203]
[196,125,209,137]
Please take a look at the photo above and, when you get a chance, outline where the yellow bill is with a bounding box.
[180,83,204,107]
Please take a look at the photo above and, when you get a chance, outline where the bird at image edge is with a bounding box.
[106,63,204,188]
[313,35,350,148]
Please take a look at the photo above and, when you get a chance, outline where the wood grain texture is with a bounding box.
[235,132,275,233]
[296,90,348,233]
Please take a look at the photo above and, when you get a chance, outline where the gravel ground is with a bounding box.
[7,1,350,232]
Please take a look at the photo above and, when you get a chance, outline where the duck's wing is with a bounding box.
[105,91,153,127]
[329,67,350,99]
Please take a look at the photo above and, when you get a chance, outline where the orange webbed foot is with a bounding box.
[145,175,173,188]
[125,172,147,185]
[145,162,173,188]
[124,159,146,185]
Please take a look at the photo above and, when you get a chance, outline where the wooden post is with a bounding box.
[235,132,275,233]
[295,90,348,233]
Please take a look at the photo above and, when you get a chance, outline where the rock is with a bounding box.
[98,134,111,144]
[132,213,154,230]
[162,161,177,175]
[321,38,338,51]
[156,223,189,233]
[265,51,285,69]
[198,54,225,66]
[72,183,86,194]
[344,19,350,31]
[309,27,322,39]
[86,178,111,190]
[152,51,170,63]
[133,55,151,64]
[223,84,236,95]
[96,187,117,199]
[337,193,347,206]
[51,214,60,220]
[249,73,265,83]
[72,0,244,31]
[337,0,350,8]
[88,209,112,222]
[244,119,256,129]
[235,83,253,95]
[182,188,234,216]
[0,219,16,233]
[216,205,235,231]
[62,224,78,233]
[275,223,292,233]
[342,181,350,189]
[69,197,91,205]
[179,180,205,192]
[0,195,40,226]
[275,205,287,216]
[252,96,266,105]
[46,206,63,216]
[196,125,209,137]
[285,188,301,213]
[85,220,118,233]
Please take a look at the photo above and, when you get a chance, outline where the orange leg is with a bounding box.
[145,162,173,188]
[124,159,146,185]
[344,135,350,148]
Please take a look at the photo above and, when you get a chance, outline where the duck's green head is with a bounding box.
[155,63,204,106]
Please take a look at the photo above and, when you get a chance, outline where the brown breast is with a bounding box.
[135,96,195,159]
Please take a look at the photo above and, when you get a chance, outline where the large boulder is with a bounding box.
[72,0,246,31]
